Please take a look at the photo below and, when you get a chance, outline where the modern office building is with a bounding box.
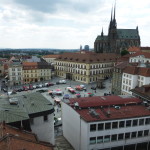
[62,95,150,150]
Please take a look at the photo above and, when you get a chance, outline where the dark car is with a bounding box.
[91,86,97,90]
[2,88,7,92]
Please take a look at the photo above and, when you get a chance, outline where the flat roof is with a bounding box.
[67,95,150,122]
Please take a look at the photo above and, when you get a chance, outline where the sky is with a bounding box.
[0,0,150,49]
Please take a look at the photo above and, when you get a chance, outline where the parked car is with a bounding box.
[91,86,97,90]
[47,82,55,86]
[22,86,28,91]
[59,80,66,84]
[2,88,7,92]
[32,85,37,89]
[29,85,34,90]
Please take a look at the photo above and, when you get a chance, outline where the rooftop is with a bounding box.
[128,46,141,52]
[42,54,60,58]
[0,123,54,150]
[56,52,120,63]
[0,92,54,123]
[131,84,150,100]
[123,66,150,77]
[67,95,150,122]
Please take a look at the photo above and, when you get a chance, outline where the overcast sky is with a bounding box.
[0,0,150,49]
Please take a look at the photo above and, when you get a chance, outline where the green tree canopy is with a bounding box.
[121,50,129,56]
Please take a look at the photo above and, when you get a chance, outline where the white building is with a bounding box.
[8,60,23,86]
[42,54,59,65]
[129,52,150,63]
[121,66,150,95]
[62,95,150,150]
[0,92,55,145]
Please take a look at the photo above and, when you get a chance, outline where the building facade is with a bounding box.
[8,61,23,86]
[62,95,150,150]
[94,6,140,54]
[129,52,150,63]
[111,61,128,95]
[121,66,150,95]
[23,61,51,84]
[55,53,119,84]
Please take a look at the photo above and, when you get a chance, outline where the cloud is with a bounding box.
[0,0,149,48]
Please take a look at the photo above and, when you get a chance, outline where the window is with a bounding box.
[112,122,118,129]
[44,115,48,121]
[144,130,149,136]
[138,131,143,137]
[98,123,104,130]
[139,118,144,126]
[131,132,137,138]
[126,120,131,127]
[90,124,96,132]
[97,136,103,143]
[89,137,96,144]
[125,132,130,139]
[111,134,117,141]
[133,119,138,126]
[104,135,110,142]
[118,133,124,140]
[119,121,125,128]
[145,118,150,125]
[105,122,111,130]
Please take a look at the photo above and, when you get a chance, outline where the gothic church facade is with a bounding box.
[94,6,141,54]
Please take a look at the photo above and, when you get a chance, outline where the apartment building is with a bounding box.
[121,66,150,95]
[23,61,51,84]
[55,53,119,84]
[62,95,150,150]
[112,61,129,95]
[129,52,150,63]
[8,60,23,86]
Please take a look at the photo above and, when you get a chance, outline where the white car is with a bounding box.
[59,80,66,84]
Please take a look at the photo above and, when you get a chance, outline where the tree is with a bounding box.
[121,50,129,56]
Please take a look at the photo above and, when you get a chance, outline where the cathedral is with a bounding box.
[94,5,141,54]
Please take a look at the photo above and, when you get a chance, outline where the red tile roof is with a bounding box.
[131,84,150,99]
[114,61,129,70]
[42,54,60,58]
[76,105,150,122]
[56,52,120,63]
[68,96,150,122]
[140,47,150,50]
[128,46,140,52]
[69,95,141,108]
[123,66,150,77]
[0,123,54,150]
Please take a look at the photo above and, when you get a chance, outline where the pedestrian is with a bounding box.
[95,90,96,93]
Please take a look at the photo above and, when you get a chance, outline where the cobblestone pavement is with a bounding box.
[54,135,74,150]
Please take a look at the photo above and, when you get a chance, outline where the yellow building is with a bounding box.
[55,52,119,84]
[23,62,51,84]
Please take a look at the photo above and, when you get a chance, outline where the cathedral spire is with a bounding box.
[111,6,113,22]
[101,27,104,36]
[113,1,116,20]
